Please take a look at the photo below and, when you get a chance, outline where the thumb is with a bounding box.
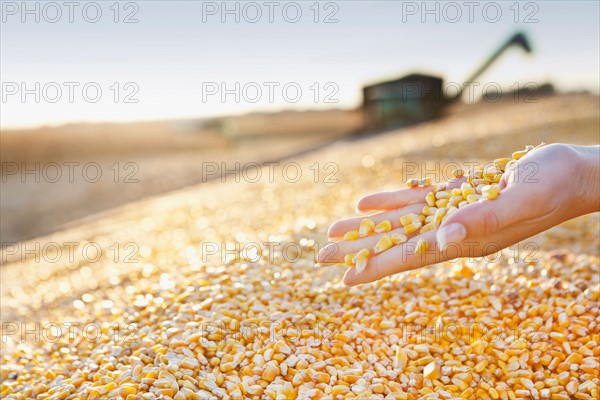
[436,186,528,249]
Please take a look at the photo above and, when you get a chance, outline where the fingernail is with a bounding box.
[436,223,466,249]
[317,243,336,263]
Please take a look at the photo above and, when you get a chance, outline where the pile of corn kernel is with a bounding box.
[1,96,599,400]
[342,145,540,274]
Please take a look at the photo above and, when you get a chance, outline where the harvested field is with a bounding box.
[1,95,599,399]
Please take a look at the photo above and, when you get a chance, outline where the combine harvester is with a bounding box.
[362,32,533,131]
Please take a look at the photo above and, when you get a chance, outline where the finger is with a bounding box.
[327,203,426,239]
[318,226,411,264]
[356,186,434,212]
[436,185,530,250]
[342,230,440,286]
[341,225,527,286]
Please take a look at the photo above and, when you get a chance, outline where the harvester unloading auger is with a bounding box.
[362,32,533,131]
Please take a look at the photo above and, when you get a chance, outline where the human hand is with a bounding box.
[318,143,600,286]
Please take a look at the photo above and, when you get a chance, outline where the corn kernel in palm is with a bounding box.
[462,187,476,199]
[358,218,375,237]
[433,183,446,192]
[404,221,422,235]
[355,257,368,274]
[512,150,527,160]
[422,205,437,216]
[406,179,419,188]
[400,213,419,226]
[494,157,511,171]
[391,233,407,245]
[343,230,360,240]
[452,168,464,178]
[374,235,393,253]
[374,220,392,233]
[344,253,355,267]
[419,177,432,187]
[435,198,449,208]
[482,184,501,200]
[451,188,462,196]
[448,195,462,207]
[466,194,481,203]
[435,191,450,200]
[414,239,429,255]
[433,207,447,229]
[353,249,370,274]
[483,166,498,180]
[420,223,435,234]
[493,174,502,183]
[425,215,434,224]
[458,200,468,208]
[425,191,436,207]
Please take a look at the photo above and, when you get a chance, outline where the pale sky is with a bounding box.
[1,0,598,129]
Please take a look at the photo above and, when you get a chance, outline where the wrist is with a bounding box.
[573,145,600,214]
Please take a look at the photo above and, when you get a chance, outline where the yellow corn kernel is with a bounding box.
[391,233,408,245]
[374,220,392,233]
[425,215,434,224]
[435,191,450,199]
[419,177,432,187]
[353,249,370,274]
[414,239,429,255]
[406,178,419,188]
[395,347,408,371]
[483,166,499,180]
[433,208,447,229]
[494,157,511,171]
[482,184,501,200]
[400,213,419,226]
[374,236,393,254]
[474,360,489,373]
[344,253,355,267]
[448,195,463,207]
[404,221,422,235]
[435,198,449,208]
[475,183,487,194]
[422,205,437,216]
[419,223,435,234]
[489,388,500,399]
[343,230,360,240]
[432,183,446,192]
[452,168,464,178]
[358,218,375,237]
[512,150,527,160]
[425,191,436,207]
[466,194,481,203]
[423,361,440,380]
[462,187,476,199]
